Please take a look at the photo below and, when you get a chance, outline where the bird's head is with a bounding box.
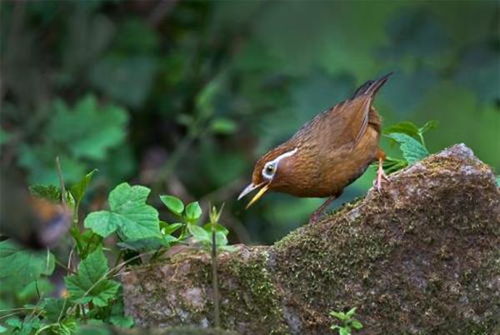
[238,146,298,208]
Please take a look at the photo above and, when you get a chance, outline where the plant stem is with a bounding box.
[211,220,220,328]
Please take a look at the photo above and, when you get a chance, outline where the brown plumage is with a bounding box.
[238,73,392,222]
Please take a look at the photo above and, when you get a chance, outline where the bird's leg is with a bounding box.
[373,150,389,191]
[309,193,341,224]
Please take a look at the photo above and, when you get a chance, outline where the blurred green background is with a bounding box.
[1,0,499,244]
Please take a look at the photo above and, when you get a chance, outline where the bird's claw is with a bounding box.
[373,166,389,192]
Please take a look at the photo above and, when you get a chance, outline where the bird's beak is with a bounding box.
[237,182,270,209]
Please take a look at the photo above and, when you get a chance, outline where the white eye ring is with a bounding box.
[262,163,276,179]
[261,148,298,181]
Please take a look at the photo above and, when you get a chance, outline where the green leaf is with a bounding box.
[18,278,54,301]
[79,230,103,259]
[0,240,55,291]
[76,325,111,335]
[0,325,6,333]
[48,95,128,161]
[6,316,41,335]
[187,224,211,244]
[185,202,202,222]
[346,307,357,318]
[117,236,173,252]
[351,320,363,330]
[329,310,348,321]
[419,120,438,134]
[210,118,237,135]
[109,315,134,328]
[70,169,98,205]
[386,133,430,164]
[203,223,229,236]
[214,231,229,247]
[84,183,160,240]
[339,328,350,335]
[29,184,61,203]
[19,147,86,185]
[383,121,420,138]
[160,222,183,235]
[43,298,69,323]
[496,176,500,187]
[382,156,408,174]
[160,195,184,215]
[64,248,120,307]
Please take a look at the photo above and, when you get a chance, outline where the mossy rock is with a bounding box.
[122,144,500,334]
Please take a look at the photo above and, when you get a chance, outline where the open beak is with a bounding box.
[237,182,270,209]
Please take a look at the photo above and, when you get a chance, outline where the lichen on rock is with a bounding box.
[122,144,500,334]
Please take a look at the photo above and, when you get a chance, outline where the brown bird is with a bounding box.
[238,73,391,223]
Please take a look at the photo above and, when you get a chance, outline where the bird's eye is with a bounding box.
[262,163,276,179]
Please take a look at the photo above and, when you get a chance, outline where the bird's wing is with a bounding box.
[291,73,391,152]
[290,94,372,152]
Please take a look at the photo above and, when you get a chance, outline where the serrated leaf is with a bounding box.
[0,240,55,291]
[386,133,430,164]
[64,249,120,307]
[19,147,86,185]
[29,184,61,203]
[84,183,160,240]
[43,298,69,323]
[70,169,97,205]
[18,278,54,301]
[185,202,202,222]
[48,95,128,161]
[78,230,103,259]
[160,195,184,215]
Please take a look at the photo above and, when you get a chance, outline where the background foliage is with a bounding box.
[1,0,499,245]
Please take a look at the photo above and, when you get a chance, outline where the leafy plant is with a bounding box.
[160,195,234,251]
[0,166,234,334]
[18,95,128,185]
[329,307,363,335]
[382,120,438,173]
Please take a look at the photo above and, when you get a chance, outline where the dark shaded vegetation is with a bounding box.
[1,0,499,243]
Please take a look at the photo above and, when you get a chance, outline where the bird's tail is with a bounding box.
[351,72,393,99]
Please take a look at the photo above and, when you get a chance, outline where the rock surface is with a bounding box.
[122,144,500,334]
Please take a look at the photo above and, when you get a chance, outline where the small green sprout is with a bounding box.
[329,307,363,335]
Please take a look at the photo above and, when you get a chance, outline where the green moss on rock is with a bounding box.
[122,145,500,335]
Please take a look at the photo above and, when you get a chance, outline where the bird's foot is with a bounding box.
[308,195,338,224]
[309,212,322,224]
[373,164,389,192]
